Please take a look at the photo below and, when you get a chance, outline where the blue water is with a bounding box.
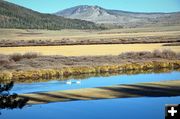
[11,71,180,94]
[1,96,180,119]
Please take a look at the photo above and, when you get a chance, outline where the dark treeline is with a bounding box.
[0,1,105,30]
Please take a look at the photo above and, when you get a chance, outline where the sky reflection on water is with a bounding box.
[1,96,180,119]
[11,71,180,94]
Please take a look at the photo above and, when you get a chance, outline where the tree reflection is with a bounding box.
[0,81,29,115]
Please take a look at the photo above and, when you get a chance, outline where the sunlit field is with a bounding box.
[0,26,180,41]
[0,43,179,56]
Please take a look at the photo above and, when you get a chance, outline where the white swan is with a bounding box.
[66,80,81,85]
[76,80,81,84]
[66,80,72,85]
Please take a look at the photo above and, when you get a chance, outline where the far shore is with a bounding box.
[5,60,180,81]
[0,50,180,82]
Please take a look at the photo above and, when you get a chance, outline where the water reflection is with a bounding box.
[0,69,180,118]
[0,82,29,115]
[1,96,180,119]
[11,71,180,94]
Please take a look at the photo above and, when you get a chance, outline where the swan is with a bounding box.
[66,80,72,85]
[76,80,81,84]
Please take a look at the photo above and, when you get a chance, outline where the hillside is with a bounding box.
[0,1,100,30]
[55,5,180,28]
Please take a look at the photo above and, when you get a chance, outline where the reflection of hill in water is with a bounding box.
[3,68,179,84]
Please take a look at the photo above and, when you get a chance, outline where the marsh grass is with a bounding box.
[10,52,40,61]
[119,50,178,59]
[0,60,179,81]
[0,50,180,81]
[1,67,178,83]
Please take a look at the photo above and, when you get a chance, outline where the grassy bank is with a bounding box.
[1,68,178,83]
[0,50,180,82]
[0,59,180,82]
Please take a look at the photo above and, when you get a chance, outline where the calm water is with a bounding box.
[1,71,180,119]
[11,71,180,94]
[1,96,180,119]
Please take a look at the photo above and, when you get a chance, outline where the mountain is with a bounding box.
[0,1,101,30]
[55,5,180,28]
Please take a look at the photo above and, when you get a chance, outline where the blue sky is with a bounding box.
[7,0,180,13]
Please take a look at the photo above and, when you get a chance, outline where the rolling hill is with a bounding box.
[0,1,101,30]
[55,5,180,28]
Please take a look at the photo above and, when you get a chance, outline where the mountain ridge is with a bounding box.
[0,1,101,30]
[55,5,180,28]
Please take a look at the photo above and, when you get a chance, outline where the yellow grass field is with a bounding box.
[0,26,180,56]
[0,43,179,56]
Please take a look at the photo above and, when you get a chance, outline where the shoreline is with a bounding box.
[2,67,179,83]
[1,59,180,82]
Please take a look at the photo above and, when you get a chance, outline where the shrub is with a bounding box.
[0,58,10,65]
[0,71,12,81]
[23,52,40,59]
[153,49,162,58]
[10,53,23,61]
[10,52,40,61]
[153,49,177,59]
[0,54,10,65]
[161,49,176,59]
[119,51,152,59]
[119,50,177,59]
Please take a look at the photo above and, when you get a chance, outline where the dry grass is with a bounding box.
[0,50,180,81]
[0,26,180,48]
[0,26,180,41]
[0,26,179,48]
[0,26,179,81]
[10,52,40,61]
[0,43,179,56]
[0,60,180,81]
[0,50,179,71]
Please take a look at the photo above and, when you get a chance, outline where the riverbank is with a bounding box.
[0,60,180,82]
[0,50,180,82]
[19,80,180,104]
[1,68,179,83]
